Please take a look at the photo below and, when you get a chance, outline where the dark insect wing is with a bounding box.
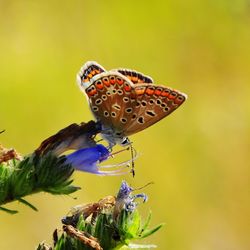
[124,84,187,136]
[111,68,153,84]
[77,61,106,89]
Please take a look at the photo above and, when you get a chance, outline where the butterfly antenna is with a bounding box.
[133,181,154,191]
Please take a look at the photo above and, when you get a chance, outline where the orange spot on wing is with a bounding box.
[87,89,97,96]
[154,89,162,96]
[132,76,138,83]
[117,78,124,85]
[146,88,154,95]
[103,78,110,87]
[124,84,131,92]
[95,83,104,90]
[105,81,111,87]
[135,88,145,95]
[168,91,177,99]
[174,99,182,104]
[110,77,115,85]
[174,95,185,104]
[161,89,170,97]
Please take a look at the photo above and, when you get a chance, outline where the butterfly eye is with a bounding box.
[121,137,130,146]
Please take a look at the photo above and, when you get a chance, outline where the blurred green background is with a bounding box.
[0,1,249,249]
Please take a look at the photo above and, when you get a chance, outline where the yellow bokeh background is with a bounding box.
[0,1,249,249]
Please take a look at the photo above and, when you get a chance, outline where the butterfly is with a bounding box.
[77,61,187,148]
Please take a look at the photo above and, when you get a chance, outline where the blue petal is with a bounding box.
[65,144,110,172]
[116,180,133,200]
[65,145,132,176]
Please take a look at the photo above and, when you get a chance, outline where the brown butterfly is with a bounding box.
[77,61,187,148]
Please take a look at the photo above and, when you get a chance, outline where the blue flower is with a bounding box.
[116,180,133,200]
[65,145,131,175]
[114,181,148,217]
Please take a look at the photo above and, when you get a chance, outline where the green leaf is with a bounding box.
[17,198,38,211]
[140,211,152,232]
[0,206,18,214]
[139,223,164,239]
